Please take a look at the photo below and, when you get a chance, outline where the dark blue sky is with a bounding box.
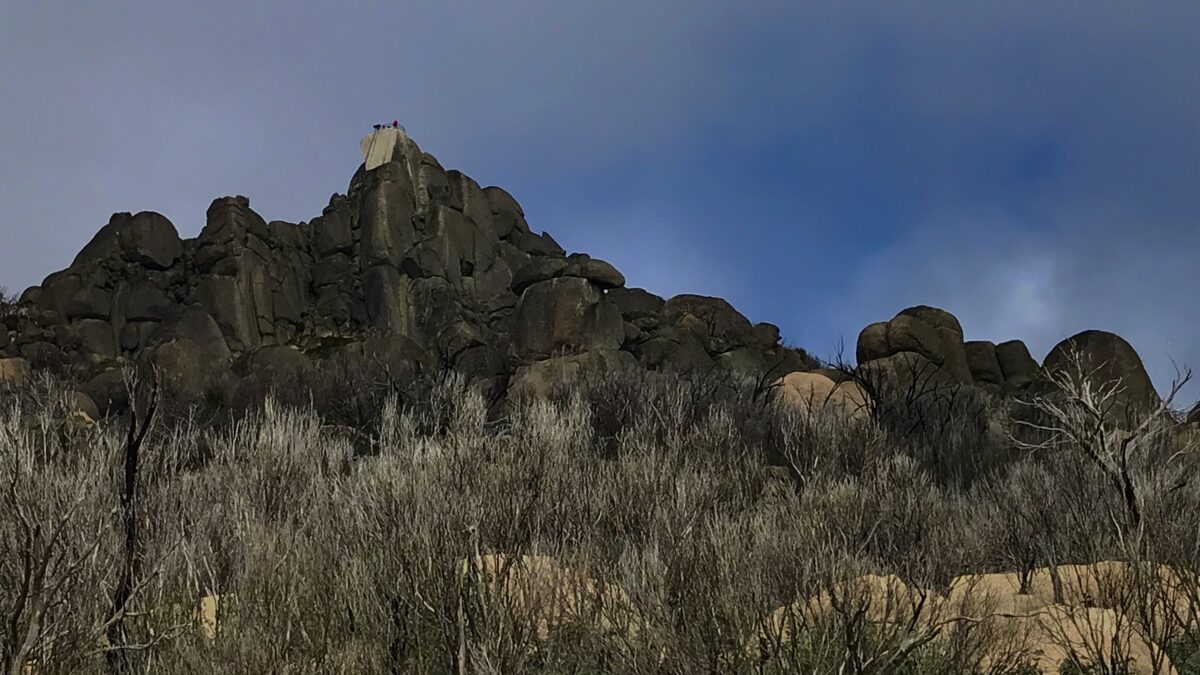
[2,2,1197,404]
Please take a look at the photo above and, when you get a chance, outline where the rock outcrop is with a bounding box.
[852,305,1165,409]
[0,131,812,411]
[6,129,1165,419]
[855,305,1041,395]
[1042,330,1161,421]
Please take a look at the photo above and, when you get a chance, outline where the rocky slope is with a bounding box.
[0,131,1172,422]
[0,131,815,412]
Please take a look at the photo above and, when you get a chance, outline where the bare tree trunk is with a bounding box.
[105,374,158,674]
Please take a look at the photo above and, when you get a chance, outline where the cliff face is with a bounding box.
[0,132,813,411]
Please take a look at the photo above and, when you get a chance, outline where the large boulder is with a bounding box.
[856,322,890,363]
[446,170,494,233]
[68,319,116,359]
[633,330,712,372]
[896,306,972,383]
[509,349,637,399]
[995,339,1040,385]
[1042,330,1160,421]
[483,186,527,239]
[749,574,933,660]
[508,229,565,257]
[562,254,624,289]
[82,368,129,416]
[607,287,664,321]
[0,357,32,386]
[1003,605,1173,675]
[859,351,956,394]
[73,211,183,271]
[241,345,314,382]
[964,340,1003,385]
[885,314,945,366]
[136,309,233,403]
[663,295,753,347]
[773,371,870,421]
[511,258,568,295]
[511,277,623,362]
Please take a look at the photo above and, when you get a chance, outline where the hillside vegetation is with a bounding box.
[2,360,1197,674]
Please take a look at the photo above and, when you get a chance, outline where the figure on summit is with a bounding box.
[361,120,408,170]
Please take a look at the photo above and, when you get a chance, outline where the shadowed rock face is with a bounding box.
[853,306,1162,411]
[1,132,810,411]
[856,306,1027,393]
[1042,330,1161,421]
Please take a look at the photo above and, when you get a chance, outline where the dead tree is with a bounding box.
[1012,347,1192,534]
[104,371,159,674]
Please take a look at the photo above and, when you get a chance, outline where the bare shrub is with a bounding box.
[0,363,1195,673]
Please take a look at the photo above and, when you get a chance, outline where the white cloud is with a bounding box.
[834,206,1199,408]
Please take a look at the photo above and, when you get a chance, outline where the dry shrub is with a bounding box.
[1,367,1196,674]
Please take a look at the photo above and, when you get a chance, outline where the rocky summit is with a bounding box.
[0,131,816,412]
[0,131,1170,421]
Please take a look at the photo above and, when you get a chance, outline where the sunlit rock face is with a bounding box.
[360,126,407,171]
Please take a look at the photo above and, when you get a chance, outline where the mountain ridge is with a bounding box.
[0,131,816,412]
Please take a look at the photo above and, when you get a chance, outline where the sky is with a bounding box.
[2,1,1198,406]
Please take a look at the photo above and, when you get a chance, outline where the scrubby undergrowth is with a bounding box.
[1,368,1197,674]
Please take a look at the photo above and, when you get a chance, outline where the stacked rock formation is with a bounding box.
[0,132,813,412]
[856,305,1039,394]
[853,305,1171,428]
